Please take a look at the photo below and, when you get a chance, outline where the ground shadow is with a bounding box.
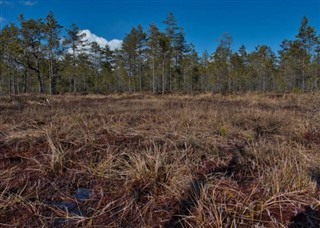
[309,167,320,189]
[288,167,320,228]
[165,145,247,228]
[165,175,207,228]
[288,206,320,228]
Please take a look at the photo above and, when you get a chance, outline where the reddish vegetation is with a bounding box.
[304,131,320,144]
[1,93,320,227]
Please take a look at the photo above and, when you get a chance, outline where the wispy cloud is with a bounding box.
[0,17,6,23]
[21,1,38,6]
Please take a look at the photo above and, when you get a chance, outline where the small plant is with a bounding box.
[46,128,65,174]
[219,126,227,137]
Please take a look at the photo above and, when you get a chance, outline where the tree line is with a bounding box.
[1,12,319,95]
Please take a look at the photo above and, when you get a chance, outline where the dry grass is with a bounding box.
[1,92,320,227]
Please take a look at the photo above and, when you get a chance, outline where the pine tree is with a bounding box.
[249,45,276,91]
[163,12,188,91]
[122,25,146,91]
[19,15,45,93]
[100,44,114,92]
[158,32,170,93]
[1,23,21,94]
[147,23,161,93]
[181,43,199,91]
[44,11,62,94]
[63,23,86,92]
[199,50,210,91]
[210,33,233,92]
[89,41,102,92]
[230,45,248,91]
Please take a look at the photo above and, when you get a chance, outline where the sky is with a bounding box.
[1,0,320,55]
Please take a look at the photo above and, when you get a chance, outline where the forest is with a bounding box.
[1,12,319,95]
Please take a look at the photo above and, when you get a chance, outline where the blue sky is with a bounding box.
[1,0,319,55]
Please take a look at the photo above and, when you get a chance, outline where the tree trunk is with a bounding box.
[9,73,12,96]
[139,60,143,91]
[49,54,56,95]
[23,68,28,93]
[72,46,77,93]
[301,59,305,92]
[0,62,3,95]
[162,59,165,94]
[152,56,156,94]
[190,68,193,92]
[128,75,131,92]
[200,73,203,92]
[35,58,44,93]
[169,67,172,92]
[183,70,186,91]
[13,68,18,95]
[95,70,98,93]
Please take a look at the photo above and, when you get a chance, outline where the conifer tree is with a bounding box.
[44,11,62,94]
[63,23,86,92]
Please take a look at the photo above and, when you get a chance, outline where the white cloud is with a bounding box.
[21,1,37,6]
[107,39,123,51]
[0,17,5,23]
[67,29,122,58]
[79,29,122,51]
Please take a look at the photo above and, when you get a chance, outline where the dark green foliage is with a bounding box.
[0,14,319,94]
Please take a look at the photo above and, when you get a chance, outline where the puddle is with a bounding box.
[75,188,91,201]
[46,201,82,216]
[45,188,92,226]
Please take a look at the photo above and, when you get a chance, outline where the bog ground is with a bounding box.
[1,93,320,227]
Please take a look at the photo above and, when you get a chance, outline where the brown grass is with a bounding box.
[1,92,320,227]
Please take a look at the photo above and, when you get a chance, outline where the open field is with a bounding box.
[1,92,320,227]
